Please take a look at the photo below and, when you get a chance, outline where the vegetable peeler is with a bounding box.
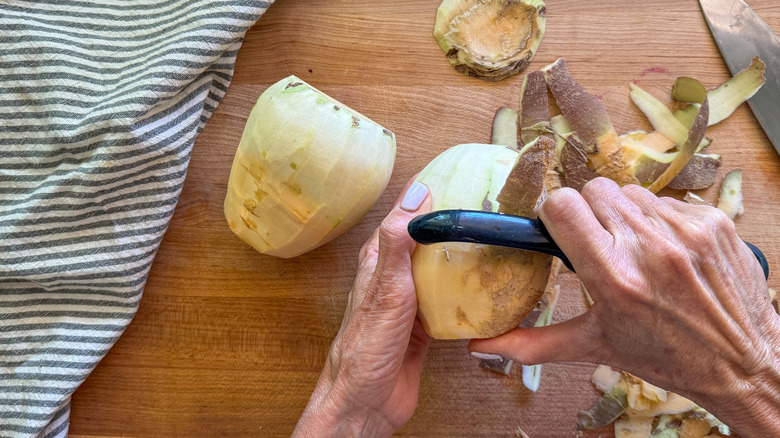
[408,209,769,280]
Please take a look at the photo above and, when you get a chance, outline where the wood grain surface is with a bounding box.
[70,0,780,436]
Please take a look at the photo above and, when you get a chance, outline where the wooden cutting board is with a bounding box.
[70,0,780,436]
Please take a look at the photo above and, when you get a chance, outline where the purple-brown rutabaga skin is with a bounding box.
[647,97,709,193]
[543,58,638,186]
[543,59,612,153]
[519,70,550,146]
[560,134,598,192]
[634,153,721,190]
[668,154,721,190]
[497,136,556,218]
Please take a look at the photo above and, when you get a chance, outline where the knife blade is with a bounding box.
[699,0,780,155]
[407,210,769,280]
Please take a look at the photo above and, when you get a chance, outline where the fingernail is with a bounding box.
[470,352,504,360]
[400,181,428,212]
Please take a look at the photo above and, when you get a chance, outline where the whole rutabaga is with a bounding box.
[224,76,396,258]
[411,143,553,339]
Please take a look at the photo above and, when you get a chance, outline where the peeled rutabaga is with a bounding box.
[411,143,552,339]
[224,76,395,258]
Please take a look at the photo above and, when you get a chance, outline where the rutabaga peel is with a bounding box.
[550,114,572,162]
[630,83,694,146]
[491,106,519,148]
[585,366,730,436]
[411,143,552,339]
[576,385,629,431]
[434,0,547,81]
[518,70,550,146]
[646,94,709,194]
[675,56,766,127]
[224,76,395,258]
[622,138,721,190]
[478,355,514,375]
[613,415,654,438]
[671,76,707,104]
[497,136,556,217]
[542,58,638,186]
[560,133,598,191]
[717,168,744,220]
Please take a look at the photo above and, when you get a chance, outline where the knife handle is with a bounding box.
[407,210,575,272]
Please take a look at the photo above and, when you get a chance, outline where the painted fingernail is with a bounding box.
[400,181,428,212]
[470,352,504,360]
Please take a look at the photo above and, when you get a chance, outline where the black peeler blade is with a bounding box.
[407,209,769,280]
[407,210,575,272]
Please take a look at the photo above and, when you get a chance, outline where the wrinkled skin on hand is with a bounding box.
[293,178,432,438]
[470,178,780,437]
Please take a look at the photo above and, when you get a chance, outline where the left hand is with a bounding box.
[292,178,432,437]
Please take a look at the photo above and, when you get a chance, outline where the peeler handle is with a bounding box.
[407,210,575,272]
[408,210,770,280]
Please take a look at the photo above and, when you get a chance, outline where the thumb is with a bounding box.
[371,180,431,285]
[356,179,431,309]
[468,312,601,365]
[377,180,432,260]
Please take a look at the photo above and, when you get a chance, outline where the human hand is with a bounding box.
[292,178,432,438]
[469,177,780,437]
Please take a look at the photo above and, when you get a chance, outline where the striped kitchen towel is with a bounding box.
[0,1,272,436]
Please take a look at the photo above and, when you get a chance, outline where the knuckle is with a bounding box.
[542,187,581,220]
[656,240,692,267]
[679,209,734,250]
[709,208,737,234]
[683,220,714,244]
[620,183,648,199]
[581,177,618,198]
[378,217,408,246]
[650,238,697,278]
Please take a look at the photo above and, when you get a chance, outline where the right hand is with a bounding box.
[469,178,780,437]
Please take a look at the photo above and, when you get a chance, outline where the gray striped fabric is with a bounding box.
[0,1,271,436]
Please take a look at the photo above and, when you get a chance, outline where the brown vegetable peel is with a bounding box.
[560,133,598,191]
[576,385,629,431]
[519,70,551,146]
[497,136,556,217]
[542,58,638,186]
[646,93,709,194]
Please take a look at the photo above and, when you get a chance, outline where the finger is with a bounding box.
[659,195,739,238]
[360,178,431,312]
[619,184,679,235]
[580,178,652,237]
[660,195,716,215]
[377,178,432,262]
[621,184,677,218]
[661,198,767,289]
[538,186,613,281]
[357,175,428,267]
[402,317,432,379]
[468,312,603,365]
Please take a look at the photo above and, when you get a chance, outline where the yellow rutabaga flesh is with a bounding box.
[224,76,395,258]
[411,143,552,339]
